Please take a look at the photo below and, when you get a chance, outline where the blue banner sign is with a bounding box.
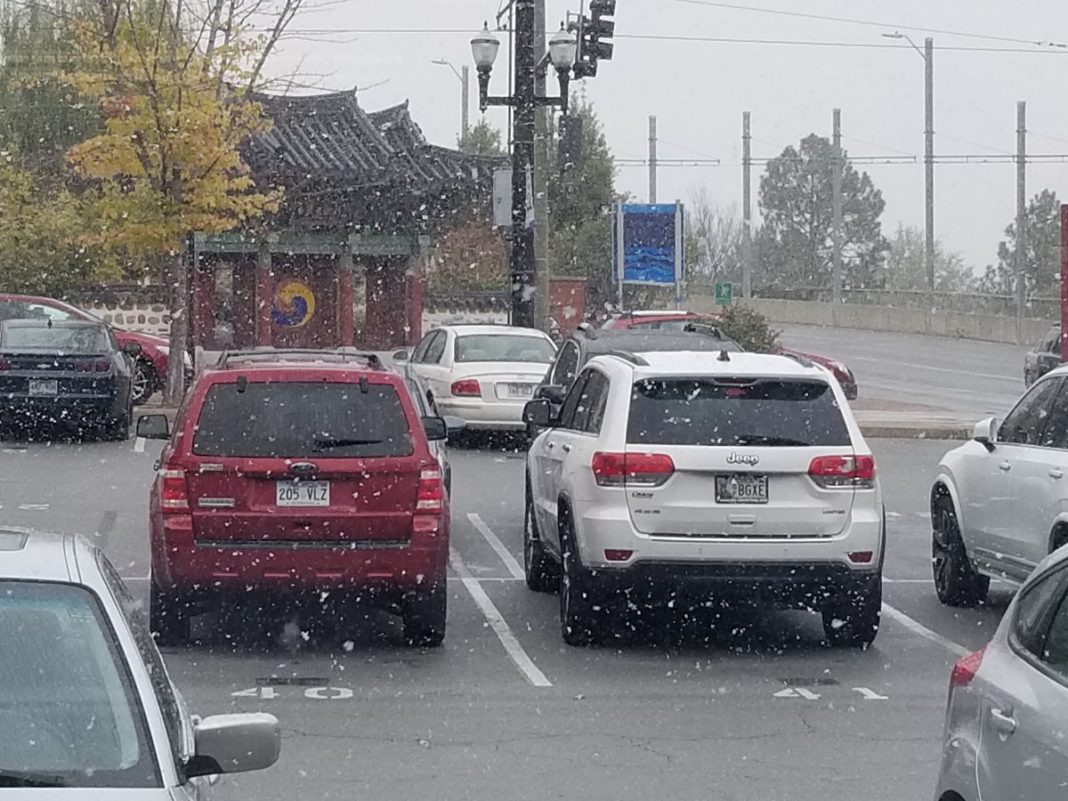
[613,203,684,287]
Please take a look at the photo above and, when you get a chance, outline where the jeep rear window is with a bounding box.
[627,378,850,447]
[192,382,413,458]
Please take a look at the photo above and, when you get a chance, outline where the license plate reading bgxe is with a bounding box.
[715,474,768,504]
[276,480,330,507]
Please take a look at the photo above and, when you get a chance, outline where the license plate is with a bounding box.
[276,480,330,507]
[29,379,58,396]
[506,383,535,398]
[715,474,768,504]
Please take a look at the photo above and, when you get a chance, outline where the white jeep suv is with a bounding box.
[524,349,885,647]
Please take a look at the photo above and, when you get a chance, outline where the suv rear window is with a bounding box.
[192,381,414,458]
[627,378,850,447]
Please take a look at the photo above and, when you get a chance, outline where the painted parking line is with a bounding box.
[449,547,551,688]
[467,512,525,580]
[134,437,146,453]
[881,602,970,658]
[17,503,49,511]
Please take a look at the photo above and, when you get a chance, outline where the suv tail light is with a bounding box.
[159,468,189,512]
[416,467,444,513]
[808,454,875,489]
[950,646,986,689]
[0,358,10,371]
[77,360,110,373]
[450,379,481,397]
[592,452,675,487]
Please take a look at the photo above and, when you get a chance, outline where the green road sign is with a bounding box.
[714,281,733,306]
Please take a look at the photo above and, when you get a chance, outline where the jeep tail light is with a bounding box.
[808,454,875,489]
[451,379,481,397]
[416,467,444,513]
[592,452,675,487]
[159,469,189,512]
[950,646,986,689]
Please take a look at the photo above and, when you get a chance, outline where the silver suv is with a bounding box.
[523,350,885,647]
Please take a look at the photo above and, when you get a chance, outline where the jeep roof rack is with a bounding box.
[216,348,384,370]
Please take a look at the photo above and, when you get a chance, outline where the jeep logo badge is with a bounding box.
[726,452,760,466]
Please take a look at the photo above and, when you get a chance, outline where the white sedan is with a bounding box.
[399,325,557,431]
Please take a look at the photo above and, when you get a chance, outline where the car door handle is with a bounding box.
[990,707,1017,735]
[561,443,571,453]
[999,461,1012,472]
[1051,469,1065,480]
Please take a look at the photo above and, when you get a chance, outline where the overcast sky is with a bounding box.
[267,0,1068,274]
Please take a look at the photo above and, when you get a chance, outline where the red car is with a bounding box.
[139,349,451,647]
[0,293,184,405]
[602,310,859,399]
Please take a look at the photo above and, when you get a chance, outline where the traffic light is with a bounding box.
[574,0,615,78]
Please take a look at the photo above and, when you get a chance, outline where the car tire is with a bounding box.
[524,479,559,593]
[131,360,156,406]
[932,495,990,607]
[150,580,191,647]
[403,584,447,647]
[822,573,881,648]
[559,510,601,646]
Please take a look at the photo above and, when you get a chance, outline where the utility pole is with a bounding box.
[461,65,470,144]
[742,111,752,299]
[533,0,550,330]
[1017,100,1028,324]
[925,36,935,292]
[832,108,844,306]
[510,0,537,328]
[648,114,657,203]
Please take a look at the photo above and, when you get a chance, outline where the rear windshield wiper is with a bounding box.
[0,771,68,787]
[313,437,383,451]
[734,434,811,447]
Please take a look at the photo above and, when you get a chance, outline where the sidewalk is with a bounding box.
[138,395,978,441]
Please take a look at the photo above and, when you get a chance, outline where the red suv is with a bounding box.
[139,349,451,647]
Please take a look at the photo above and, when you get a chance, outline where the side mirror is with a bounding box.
[422,416,448,442]
[136,414,170,440]
[442,416,467,435]
[123,342,143,357]
[974,416,999,452]
[523,398,555,429]
[184,713,281,779]
[535,384,566,405]
[393,350,410,363]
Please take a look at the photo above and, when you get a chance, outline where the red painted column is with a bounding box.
[256,245,273,347]
[406,271,423,346]
[192,262,216,348]
[1061,204,1068,362]
[338,262,354,347]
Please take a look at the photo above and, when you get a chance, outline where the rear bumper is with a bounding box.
[435,397,529,430]
[0,394,124,419]
[152,514,449,597]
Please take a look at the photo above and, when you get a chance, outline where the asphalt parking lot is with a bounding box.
[0,431,1012,801]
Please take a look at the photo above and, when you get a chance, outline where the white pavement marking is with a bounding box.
[134,437,146,453]
[449,547,551,688]
[17,503,49,511]
[467,512,524,580]
[881,602,970,658]
[882,578,934,584]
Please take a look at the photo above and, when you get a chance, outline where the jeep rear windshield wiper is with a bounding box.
[313,437,383,451]
[734,434,811,447]
[0,770,68,787]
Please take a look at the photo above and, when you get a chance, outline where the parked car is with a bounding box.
[0,527,281,793]
[931,364,1068,606]
[402,370,464,495]
[1024,322,1061,387]
[0,293,188,405]
[139,348,453,647]
[0,319,137,440]
[934,544,1068,801]
[601,310,859,399]
[396,325,557,431]
[523,348,884,647]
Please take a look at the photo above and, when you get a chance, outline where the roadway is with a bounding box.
[0,431,1010,801]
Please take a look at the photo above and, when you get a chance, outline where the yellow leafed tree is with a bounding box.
[61,0,303,402]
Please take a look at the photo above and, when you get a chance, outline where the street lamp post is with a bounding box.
[432,59,470,148]
[884,32,935,293]
[471,14,576,329]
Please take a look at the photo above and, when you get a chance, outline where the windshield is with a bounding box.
[193,381,414,458]
[1,324,109,353]
[455,334,556,364]
[628,378,851,447]
[0,581,159,788]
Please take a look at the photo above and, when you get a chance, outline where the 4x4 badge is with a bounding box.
[726,452,759,466]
